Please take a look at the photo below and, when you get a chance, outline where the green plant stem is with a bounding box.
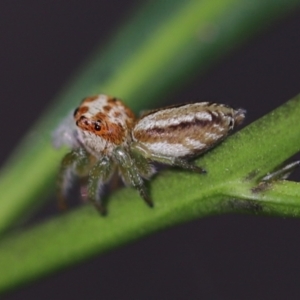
[0,0,299,235]
[1,94,300,293]
[227,180,300,217]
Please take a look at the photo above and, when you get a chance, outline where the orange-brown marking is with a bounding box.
[76,113,127,145]
[93,121,126,145]
[79,106,88,115]
[74,106,89,119]
[114,111,121,118]
[103,105,112,112]
[95,112,107,120]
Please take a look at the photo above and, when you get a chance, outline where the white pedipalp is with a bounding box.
[52,111,79,149]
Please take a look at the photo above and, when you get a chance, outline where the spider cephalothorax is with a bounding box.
[53,94,245,214]
[73,95,135,156]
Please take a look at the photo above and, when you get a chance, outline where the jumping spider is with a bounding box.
[53,94,245,214]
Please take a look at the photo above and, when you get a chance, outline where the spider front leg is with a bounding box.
[131,142,206,173]
[88,156,115,214]
[114,147,153,207]
[57,147,90,210]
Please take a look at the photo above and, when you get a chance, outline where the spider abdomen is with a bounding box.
[132,102,245,158]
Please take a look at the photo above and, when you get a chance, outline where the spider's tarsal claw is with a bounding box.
[145,198,154,208]
[140,189,153,208]
[179,160,206,174]
[95,203,107,216]
[192,165,206,174]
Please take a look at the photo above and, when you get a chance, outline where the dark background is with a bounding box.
[1,1,300,299]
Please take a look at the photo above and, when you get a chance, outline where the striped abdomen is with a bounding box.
[132,102,245,158]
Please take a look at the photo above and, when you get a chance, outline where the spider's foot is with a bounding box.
[94,202,107,216]
[139,189,153,208]
[192,165,207,174]
[173,158,206,174]
[183,162,206,174]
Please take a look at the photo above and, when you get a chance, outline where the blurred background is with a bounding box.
[1,1,300,299]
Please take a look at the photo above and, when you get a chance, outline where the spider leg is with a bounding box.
[88,156,115,215]
[114,147,153,207]
[57,148,89,210]
[131,142,206,173]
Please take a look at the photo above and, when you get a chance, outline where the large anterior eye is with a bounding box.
[94,120,101,131]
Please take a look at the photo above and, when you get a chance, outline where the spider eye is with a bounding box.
[73,107,79,117]
[94,120,101,131]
